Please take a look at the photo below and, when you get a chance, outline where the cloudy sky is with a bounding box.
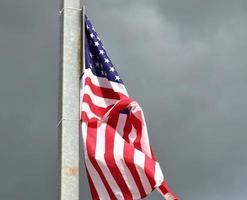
[0,0,247,199]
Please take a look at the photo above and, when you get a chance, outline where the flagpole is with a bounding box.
[58,0,83,199]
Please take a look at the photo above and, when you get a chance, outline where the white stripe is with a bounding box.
[154,162,164,187]
[81,102,101,119]
[84,69,129,96]
[95,121,124,200]
[81,122,111,200]
[157,187,176,200]
[131,102,152,157]
[140,119,152,157]
[128,126,137,144]
[115,114,127,137]
[83,85,117,108]
[133,149,152,195]
[164,193,177,200]
[114,133,141,199]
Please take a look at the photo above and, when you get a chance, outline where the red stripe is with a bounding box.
[144,156,156,188]
[81,97,132,123]
[86,122,117,200]
[85,77,127,100]
[123,115,132,143]
[130,114,143,151]
[150,147,156,160]
[159,181,179,200]
[125,112,156,195]
[131,114,157,189]
[104,114,133,200]
[123,113,147,198]
[85,168,100,200]
[123,141,147,198]
[82,94,113,117]
[81,111,99,122]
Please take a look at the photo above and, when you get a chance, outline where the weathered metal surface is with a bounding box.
[58,1,83,200]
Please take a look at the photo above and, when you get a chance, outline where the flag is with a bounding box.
[80,16,179,200]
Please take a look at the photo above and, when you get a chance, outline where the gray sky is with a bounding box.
[0,0,247,199]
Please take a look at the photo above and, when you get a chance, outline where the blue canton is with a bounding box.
[85,16,123,84]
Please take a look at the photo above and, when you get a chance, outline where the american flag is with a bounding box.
[80,16,179,200]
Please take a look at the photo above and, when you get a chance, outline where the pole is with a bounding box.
[58,0,83,200]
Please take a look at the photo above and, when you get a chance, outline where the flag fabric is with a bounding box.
[80,16,179,200]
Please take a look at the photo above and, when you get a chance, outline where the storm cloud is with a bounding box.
[0,0,246,199]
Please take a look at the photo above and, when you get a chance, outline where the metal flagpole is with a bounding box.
[58,0,84,200]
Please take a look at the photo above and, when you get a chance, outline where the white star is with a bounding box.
[92,27,95,31]
[95,41,100,47]
[95,62,99,67]
[102,45,105,49]
[109,67,115,72]
[90,33,94,38]
[86,25,90,29]
[115,76,120,81]
[99,50,104,55]
[104,58,110,63]
[97,36,101,41]
[90,52,93,58]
